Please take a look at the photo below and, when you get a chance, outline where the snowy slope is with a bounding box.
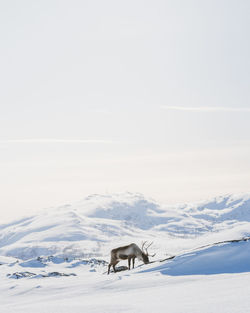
[1,192,250,313]
[1,192,250,260]
[1,239,250,313]
[141,238,250,276]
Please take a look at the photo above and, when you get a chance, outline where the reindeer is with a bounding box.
[107,241,155,274]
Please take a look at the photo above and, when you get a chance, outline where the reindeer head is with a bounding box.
[141,241,155,264]
[141,252,149,264]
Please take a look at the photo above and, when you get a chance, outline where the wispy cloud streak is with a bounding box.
[161,106,250,112]
[0,139,116,144]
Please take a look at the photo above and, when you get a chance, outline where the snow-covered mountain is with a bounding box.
[1,192,250,313]
[1,192,250,260]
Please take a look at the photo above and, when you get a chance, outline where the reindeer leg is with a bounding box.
[128,257,131,270]
[108,264,111,275]
[113,264,116,273]
[132,257,135,269]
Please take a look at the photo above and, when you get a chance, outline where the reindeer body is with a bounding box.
[108,243,150,274]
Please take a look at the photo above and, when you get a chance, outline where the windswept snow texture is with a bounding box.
[1,192,250,260]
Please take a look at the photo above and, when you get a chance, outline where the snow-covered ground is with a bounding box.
[1,192,250,312]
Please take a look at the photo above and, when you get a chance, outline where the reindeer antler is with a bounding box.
[142,241,156,257]
[141,241,148,253]
[145,241,155,257]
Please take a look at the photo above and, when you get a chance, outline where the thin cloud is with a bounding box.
[0,139,116,144]
[161,106,250,112]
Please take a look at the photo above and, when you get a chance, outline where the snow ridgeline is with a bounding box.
[0,192,250,261]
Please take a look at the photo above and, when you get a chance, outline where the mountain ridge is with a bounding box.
[1,192,250,260]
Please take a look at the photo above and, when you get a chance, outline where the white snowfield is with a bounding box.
[1,192,250,313]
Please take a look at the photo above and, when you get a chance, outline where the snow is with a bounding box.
[1,192,250,312]
[141,239,250,276]
[1,192,250,260]
[1,252,250,313]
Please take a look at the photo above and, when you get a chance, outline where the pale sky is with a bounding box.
[0,0,250,221]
